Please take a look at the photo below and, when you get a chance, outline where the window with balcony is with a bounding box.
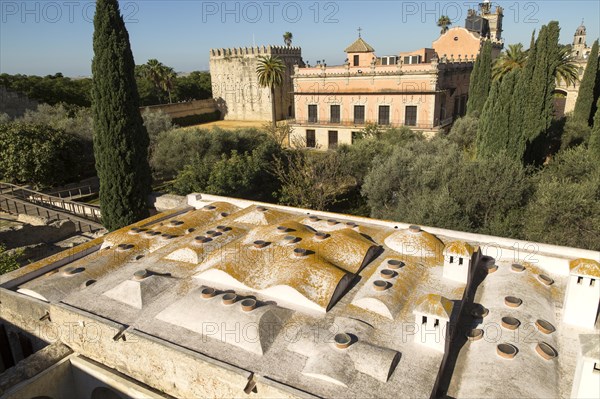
[308,105,317,123]
[328,131,338,149]
[405,106,417,126]
[378,105,390,125]
[306,130,316,148]
[330,105,340,123]
[354,105,365,124]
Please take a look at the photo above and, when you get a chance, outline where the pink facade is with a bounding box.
[290,36,475,149]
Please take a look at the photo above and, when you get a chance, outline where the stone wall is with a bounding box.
[209,46,303,121]
[140,98,218,119]
[0,87,38,118]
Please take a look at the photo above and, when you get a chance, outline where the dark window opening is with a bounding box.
[449,255,454,264]
[378,105,390,125]
[0,325,15,371]
[330,105,340,123]
[453,96,460,117]
[460,95,467,116]
[306,130,316,148]
[308,105,317,123]
[351,131,360,145]
[354,105,365,124]
[328,131,338,149]
[459,257,464,265]
[434,319,440,328]
[422,315,427,324]
[353,55,360,66]
[577,276,584,284]
[591,278,596,287]
[405,106,417,126]
[18,332,33,359]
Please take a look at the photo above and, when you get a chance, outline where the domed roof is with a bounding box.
[384,225,444,260]
[575,21,586,36]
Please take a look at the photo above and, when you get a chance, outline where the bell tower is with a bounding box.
[573,21,587,59]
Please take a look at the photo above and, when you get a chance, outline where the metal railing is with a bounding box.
[0,182,103,232]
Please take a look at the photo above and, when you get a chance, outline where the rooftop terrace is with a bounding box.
[0,193,598,398]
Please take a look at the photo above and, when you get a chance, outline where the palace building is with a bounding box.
[289,2,504,149]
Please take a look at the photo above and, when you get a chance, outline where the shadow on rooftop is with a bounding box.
[431,253,493,399]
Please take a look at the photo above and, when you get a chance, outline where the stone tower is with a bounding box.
[479,0,503,41]
[465,1,504,44]
[573,22,588,59]
[209,46,303,121]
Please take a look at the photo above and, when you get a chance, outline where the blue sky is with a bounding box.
[1,0,598,76]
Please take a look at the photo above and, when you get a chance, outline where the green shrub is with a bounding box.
[0,244,22,275]
[524,146,600,250]
[0,122,81,187]
[173,140,282,202]
[151,127,271,180]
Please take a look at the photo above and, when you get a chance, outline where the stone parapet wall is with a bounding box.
[140,98,218,119]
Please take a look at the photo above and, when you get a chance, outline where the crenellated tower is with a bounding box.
[209,46,303,121]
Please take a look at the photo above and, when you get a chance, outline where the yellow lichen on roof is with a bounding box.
[384,228,444,262]
[233,205,291,226]
[242,221,377,274]
[196,243,349,310]
[193,218,378,310]
[444,241,474,257]
[569,258,600,278]
[413,294,453,319]
[159,202,240,234]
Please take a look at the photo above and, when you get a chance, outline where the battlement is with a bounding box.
[210,45,302,58]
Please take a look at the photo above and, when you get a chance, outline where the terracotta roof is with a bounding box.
[344,37,375,53]
[413,294,453,319]
[569,258,600,278]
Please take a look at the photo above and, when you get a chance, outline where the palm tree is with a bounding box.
[283,32,293,47]
[437,16,451,34]
[492,43,579,87]
[256,55,285,128]
[141,59,169,102]
[160,68,177,103]
[555,45,579,87]
[492,43,528,80]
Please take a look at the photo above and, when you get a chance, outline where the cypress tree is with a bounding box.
[590,97,600,157]
[573,40,599,125]
[466,41,493,117]
[509,31,537,136]
[522,22,560,142]
[476,79,500,157]
[91,0,152,231]
[477,70,521,160]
